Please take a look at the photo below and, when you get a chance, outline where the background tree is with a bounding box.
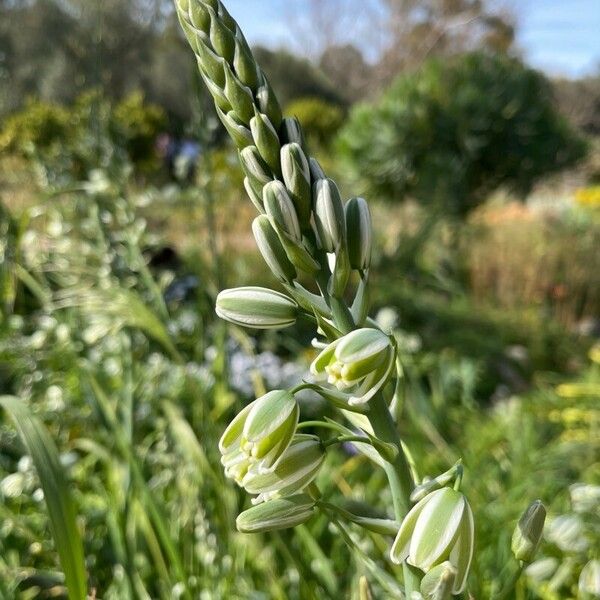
[552,73,600,137]
[375,0,516,84]
[337,52,588,217]
[0,0,195,125]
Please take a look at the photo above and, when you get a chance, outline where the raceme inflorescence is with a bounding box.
[174,1,546,596]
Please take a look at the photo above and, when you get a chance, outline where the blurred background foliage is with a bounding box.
[0,0,599,598]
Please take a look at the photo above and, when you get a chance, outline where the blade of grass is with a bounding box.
[0,396,87,600]
[83,372,192,600]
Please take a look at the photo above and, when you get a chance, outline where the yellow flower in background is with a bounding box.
[555,383,600,399]
[575,186,600,208]
[589,344,600,365]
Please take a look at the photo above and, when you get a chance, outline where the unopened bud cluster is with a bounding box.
[175,0,372,292]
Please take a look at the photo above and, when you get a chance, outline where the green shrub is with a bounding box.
[0,90,166,184]
[337,52,587,217]
[113,91,167,168]
[0,99,71,156]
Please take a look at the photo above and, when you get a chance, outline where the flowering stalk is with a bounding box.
[174,1,545,595]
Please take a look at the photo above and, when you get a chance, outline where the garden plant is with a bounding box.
[172,1,549,596]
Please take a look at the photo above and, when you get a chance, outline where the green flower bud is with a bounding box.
[391,488,474,595]
[420,562,457,600]
[273,229,321,276]
[345,197,372,271]
[176,14,201,55]
[216,1,237,32]
[281,143,312,228]
[314,178,345,252]
[219,402,254,484]
[309,157,326,181]
[201,68,231,112]
[187,0,210,31]
[242,434,325,503]
[250,111,281,174]
[511,500,546,563]
[328,248,350,298]
[579,560,600,597]
[233,37,258,90]
[310,328,395,405]
[215,107,252,149]
[239,146,272,198]
[280,117,306,149]
[252,215,297,283]
[216,286,298,329]
[242,390,299,465]
[256,76,282,129]
[203,0,219,11]
[219,390,299,475]
[208,4,235,62]
[263,181,302,243]
[236,494,316,533]
[244,177,264,213]
[195,40,226,86]
[224,63,254,124]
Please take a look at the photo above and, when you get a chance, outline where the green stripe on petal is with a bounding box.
[409,488,465,571]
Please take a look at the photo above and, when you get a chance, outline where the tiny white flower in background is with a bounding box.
[579,559,600,597]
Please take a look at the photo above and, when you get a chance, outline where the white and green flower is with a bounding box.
[390,488,474,595]
[236,493,316,533]
[216,286,298,329]
[242,434,325,503]
[219,390,299,482]
[310,327,395,405]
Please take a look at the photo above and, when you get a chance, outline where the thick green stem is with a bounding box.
[367,393,414,520]
[493,562,525,600]
[367,393,421,593]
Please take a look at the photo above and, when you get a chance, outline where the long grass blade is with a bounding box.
[0,396,87,600]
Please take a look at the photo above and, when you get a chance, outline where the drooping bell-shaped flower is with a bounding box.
[242,434,325,503]
[219,390,299,482]
[310,327,395,405]
[390,487,474,595]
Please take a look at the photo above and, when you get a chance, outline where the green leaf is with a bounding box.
[0,396,87,600]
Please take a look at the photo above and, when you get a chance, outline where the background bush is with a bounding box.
[337,52,587,216]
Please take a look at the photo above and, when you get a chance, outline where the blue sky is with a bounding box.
[226,0,600,78]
